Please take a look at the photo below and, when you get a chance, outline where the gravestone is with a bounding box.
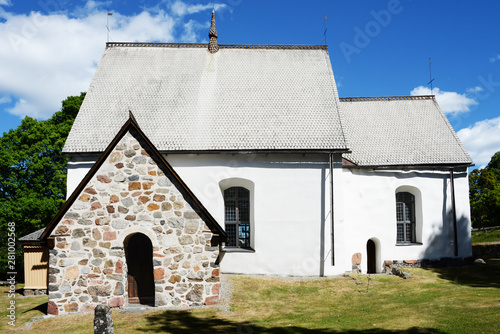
[94,304,115,334]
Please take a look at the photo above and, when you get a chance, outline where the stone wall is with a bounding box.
[48,132,220,315]
[23,289,47,296]
[383,257,473,273]
[472,242,500,260]
[383,260,420,273]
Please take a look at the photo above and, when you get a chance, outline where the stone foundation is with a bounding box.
[383,257,472,273]
[47,132,221,315]
[472,242,500,260]
[23,289,47,296]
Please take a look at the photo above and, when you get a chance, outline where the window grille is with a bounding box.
[396,192,415,244]
[224,187,250,248]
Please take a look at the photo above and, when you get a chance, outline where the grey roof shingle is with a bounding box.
[19,228,45,242]
[340,97,472,166]
[63,44,348,153]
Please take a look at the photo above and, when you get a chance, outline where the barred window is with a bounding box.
[224,187,250,248]
[396,192,416,244]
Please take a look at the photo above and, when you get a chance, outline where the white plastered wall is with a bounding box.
[166,153,333,276]
[337,168,472,274]
[67,157,98,198]
[68,153,334,276]
[67,155,472,276]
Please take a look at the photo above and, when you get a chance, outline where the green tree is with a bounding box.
[486,151,500,182]
[0,93,85,279]
[469,151,500,229]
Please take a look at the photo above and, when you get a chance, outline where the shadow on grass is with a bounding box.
[1,288,24,295]
[423,259,500,288]
[22,301,47,314]
[139,310,446,333]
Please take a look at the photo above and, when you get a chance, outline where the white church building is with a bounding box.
[31,12,473,314]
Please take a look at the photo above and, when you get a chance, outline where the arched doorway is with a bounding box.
[366,239,376,274]
[125,233,154,305]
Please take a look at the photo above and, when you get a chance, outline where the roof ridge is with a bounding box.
[339,95,435,102]
[106,42,328,50]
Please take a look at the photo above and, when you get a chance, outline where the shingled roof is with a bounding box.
[19,228,45,242]
[340,96,472,167]
[61,9,471,168]
[63,43,348,154]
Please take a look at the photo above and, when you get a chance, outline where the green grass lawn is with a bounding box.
[2,259,499,333]
[472,228,500,244]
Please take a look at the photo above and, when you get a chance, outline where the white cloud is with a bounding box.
[0,4,183,119]
[457,117,500,168]
[489,54,500,63]
[0,0,12,7]
[171,1,227,16]
[180,19,209,42]
[171,1,212,16]
[109,11,176,42]
[0,1,224,120]
[0,95,11,103]
[410,86,477,115]
[70,0,106,17]
[466,86,484,94]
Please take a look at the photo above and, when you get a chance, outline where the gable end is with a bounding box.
[41,114,227,242]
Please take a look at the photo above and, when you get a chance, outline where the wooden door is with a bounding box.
[125,233,155,305]
[127,274,139,304]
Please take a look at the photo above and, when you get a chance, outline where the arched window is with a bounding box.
[396,192,416,244]
[224,187,250,248]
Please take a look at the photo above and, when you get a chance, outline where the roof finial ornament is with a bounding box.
[208,9,219,53]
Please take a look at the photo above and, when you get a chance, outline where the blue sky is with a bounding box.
[0,0,499,167]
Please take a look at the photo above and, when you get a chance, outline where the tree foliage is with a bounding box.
[469,151,500,229]
[0,93,85,279]
[486,151,500,182]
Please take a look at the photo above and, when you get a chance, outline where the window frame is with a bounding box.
[224,186,252,250]
[396,191,416,244]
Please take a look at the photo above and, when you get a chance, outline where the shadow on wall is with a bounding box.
[420,175,471,262]
[420,212,500,288]
[140,310,447,333]
[420,215,471,263]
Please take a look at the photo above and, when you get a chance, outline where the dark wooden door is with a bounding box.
[367,240,376,274]
[125,233,155,305]
[127,274,139,304]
